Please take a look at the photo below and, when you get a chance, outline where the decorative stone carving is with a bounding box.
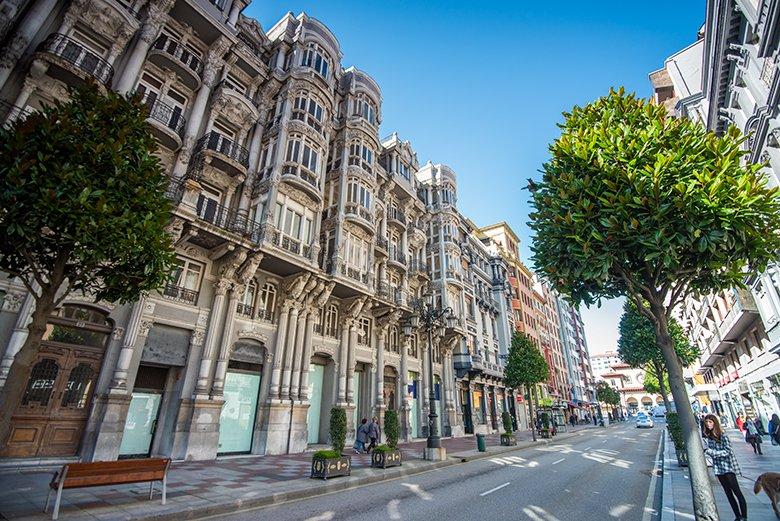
[190,329,206,346]
[138,320,153,336]
[1,291,25,312]
[63,292,116,311]
[0,35,28,69]
[237,252,264,285]
[278,183,318,207]
[283,272,311,300]
[144,300,156,315]
[164,217,185,243]
[112,327,125,341]
[218,248,248,281]
[236,325,268,343]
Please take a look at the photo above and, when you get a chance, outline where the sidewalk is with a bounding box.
[0,424,599,521]
[661,428,779,520]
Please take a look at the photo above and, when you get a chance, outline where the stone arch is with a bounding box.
[230,338,267,365]
[656,396,665,405]
[641,396,653,408]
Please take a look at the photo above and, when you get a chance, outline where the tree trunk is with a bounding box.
[528,384,536,442]
[0,292,55,449]
[651,303,718,521]
[653,360,672,412]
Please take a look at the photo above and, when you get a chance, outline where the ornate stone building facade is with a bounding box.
[0,0,521,463]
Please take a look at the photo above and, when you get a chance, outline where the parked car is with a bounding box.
[652,405,666,418]
[636,413,654,428]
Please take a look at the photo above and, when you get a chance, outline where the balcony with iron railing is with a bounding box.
[388,250,407,268]
[194,131,250,177]
[375,236,389,252]
[0,99,33,126]
[141,93,185,150]
[266,228,312,261]
[149,34,203,90]
[340,264,368,285]
[408,260,429,277]
[236,303,255,317]
[344,202,374,231]
[376,282,402,304]
[256,308,275,323]
[281,162,321,199]
[291,108,325,136]
[194,199,255,239]
[37,33,114,86]
[162,283,199,305]
[387,207,406,226]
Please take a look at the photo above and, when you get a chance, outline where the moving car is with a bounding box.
[636,413,654,428]
[652,405,667,418]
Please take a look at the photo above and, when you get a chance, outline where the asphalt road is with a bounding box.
[205,421,663,521]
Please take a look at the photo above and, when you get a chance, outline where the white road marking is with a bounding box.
[401,483,432,500]
[480,482,511,496]
[552,458,565,465]
[584,446,591,451]
[641,432,664,521]
[387,499,401,520]
[304,512,335,521]
[610,504,633,517]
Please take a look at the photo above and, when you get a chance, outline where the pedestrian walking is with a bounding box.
[366,416,381,452]
[769,413,780,446]
[745,416,764,455]
[353,418,369,454]
[703,414,748,521]
[736,414,745,432]
[755,415,767,435]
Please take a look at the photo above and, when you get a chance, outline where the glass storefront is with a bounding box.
[307,364,325,444]
[119,392,161,457]
[217,371,261,454]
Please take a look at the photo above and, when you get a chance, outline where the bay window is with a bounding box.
[344,232,370,272]
[354,95,376,125]
[348,139,373,173]
[301,42,330,78]
[346,180,372,209]
[292,93,325,133]
[285,134,321,177]
[275,201,313,244]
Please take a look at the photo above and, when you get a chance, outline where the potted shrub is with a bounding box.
[500,411,517,446]
[372,409,402,468]
[311,407,351,479]
[540,412,551,439]
[666,412,688,467]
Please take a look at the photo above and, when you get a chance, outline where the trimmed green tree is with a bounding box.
[0,84,175,447]
[384,409,399,449]
[502,411,514,434]
[329,407,347,455]
[617,301,699,411]
[595,381,621,418]
[528,88,780,519]
[503,331,549,441]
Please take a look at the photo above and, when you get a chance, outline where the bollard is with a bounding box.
[476,433,486,452]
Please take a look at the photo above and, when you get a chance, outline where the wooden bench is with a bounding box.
[45,458,171,520]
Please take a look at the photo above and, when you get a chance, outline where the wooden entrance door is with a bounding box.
[2,305,110,458]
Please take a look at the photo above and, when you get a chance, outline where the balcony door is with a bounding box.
[1,305,110,458]
[196,184,222,224]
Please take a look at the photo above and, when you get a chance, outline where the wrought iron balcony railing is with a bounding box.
[38,33,114,85]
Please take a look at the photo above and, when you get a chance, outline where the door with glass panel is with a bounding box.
[119,392,162,457]
[196,185,222,225]
[307,364,325,444]
[218,362,261,454]
[1,305,109,458]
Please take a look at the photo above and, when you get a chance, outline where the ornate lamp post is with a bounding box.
[403,288,455,459]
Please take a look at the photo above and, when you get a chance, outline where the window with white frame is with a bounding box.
[348,139,373,173]
[238,281,257,317]
[398,160,410,180]
[346,180,372,209]
[169,258,203,291]
[388,326,399,353]
[301,42,330,78]
[408,334,419,358]
[275,200,313,244]
[358,317,371,345]
[441,184,456,205]
[344,232,370,272]
[259,282,277,319]
[292,92,325,133]
[285,134,321,176]
[353,94,376,125]
[324,304,339,338]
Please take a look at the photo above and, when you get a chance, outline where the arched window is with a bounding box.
[301,42,330,78]
[325,304,339,338]
[348,139,373,173]
[44,305,112,348]
[388,326,400,353]
[285,133,322,179]
[408,334,419,358]
[259,283,277,321]
[61,363,95,409]
[238,281,257,317]
[353,94,376,125]
[21,359,59,406]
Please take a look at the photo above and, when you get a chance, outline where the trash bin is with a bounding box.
[476,433,486,452]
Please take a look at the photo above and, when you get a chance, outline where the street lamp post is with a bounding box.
[404,290,455,458]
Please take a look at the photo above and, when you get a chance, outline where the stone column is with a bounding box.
[115,2,172,93]
[0,289,36,389]
[210,286,241,397]
[194,279,230,398]
[238,121,264,214]
[400,335,411,440]
[345,324,358,403]
[374,331,386,416]
[268,301,292,399]
[290,309,314,399]
[0,0,59,90]
[227,0,246,26]
[280,305,302,399]
[337,321,350,404]
[109,297,147,392]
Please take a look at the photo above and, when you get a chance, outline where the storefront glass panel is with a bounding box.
[218,371,260,454]
[119,392,161,456]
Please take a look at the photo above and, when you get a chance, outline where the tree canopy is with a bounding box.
[504,331,550,389]
[595,381,620,407]
[528,88,780,312]
[0,83,175,305]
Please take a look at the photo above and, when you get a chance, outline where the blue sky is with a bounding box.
[245,0,705,353]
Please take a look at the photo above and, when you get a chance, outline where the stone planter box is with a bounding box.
[500,434,517,446]
[371,449,402,468]
[310,455,351,479]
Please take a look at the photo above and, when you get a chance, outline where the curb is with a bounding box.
[660,431,676,521]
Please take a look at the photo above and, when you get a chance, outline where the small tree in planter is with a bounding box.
[666,412,688,467]
[500,411,517,446]
[372,409,402,468]
[311,407,351,479]
[540,412,552,438]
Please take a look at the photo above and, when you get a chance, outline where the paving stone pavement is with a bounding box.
[662,428,780,520]
[0,424,599,521]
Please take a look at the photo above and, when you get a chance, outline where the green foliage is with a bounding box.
[595,381,621,406]
[618,301,698,371]
[528,88,780,308]
[313,449,342,459]
[540,412,551,428]
[539,397,554,407]
[643,370,669,395]
[502,411,514,434]
[372,444,396,453]
[0,83,175,304]
[666,412,685,450]
[384,409,399,449]
[329,407,347,454]
[504,332,549,389]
